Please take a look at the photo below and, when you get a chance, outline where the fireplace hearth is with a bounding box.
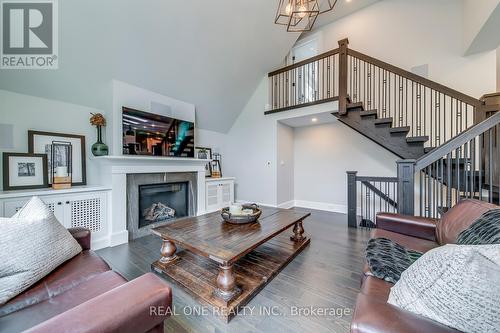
[126,172,197,239]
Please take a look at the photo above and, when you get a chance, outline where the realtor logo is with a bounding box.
[1,0,58,69]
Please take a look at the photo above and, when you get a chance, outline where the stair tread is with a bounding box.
[406,136,429,143]
[389,126,410,133]
[360,110,378,117]
[347,102,363,110]
[374,117,393,125]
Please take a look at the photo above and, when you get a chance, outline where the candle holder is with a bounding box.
[50,141,72,190]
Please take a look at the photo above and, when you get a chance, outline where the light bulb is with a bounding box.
[298,4,307,18]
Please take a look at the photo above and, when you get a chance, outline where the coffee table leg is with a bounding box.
[213,263,241,303]
[160,238,178,264]
[290,220,305,242]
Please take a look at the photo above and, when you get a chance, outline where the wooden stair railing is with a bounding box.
[397,110,500,217]
[347,171,398,228]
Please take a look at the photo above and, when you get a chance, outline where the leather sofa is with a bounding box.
[351,199,497,333]
[0,227,172,333]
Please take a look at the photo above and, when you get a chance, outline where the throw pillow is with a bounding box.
[365,237,423,284]
[456,208,500,245]
[388,244,500,333]
[0,197,82,304]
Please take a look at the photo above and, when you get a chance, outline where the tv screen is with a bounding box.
[122,107,195,157]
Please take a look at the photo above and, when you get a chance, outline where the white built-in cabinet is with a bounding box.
[205,177,235,213]
[0,187,110,248]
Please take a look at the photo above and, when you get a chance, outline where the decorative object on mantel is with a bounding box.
[28,130,86,186]
[221,203,262,225]
[2,152,48,191]
[275,0,337,32]
[50,141,72,190]
[89,113,109,157]
[194,146,212,177]
[211,153,222,178]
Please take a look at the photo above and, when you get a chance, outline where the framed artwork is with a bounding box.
[28,130,87,186]
[2,153,48,190]
[194,147,212,177]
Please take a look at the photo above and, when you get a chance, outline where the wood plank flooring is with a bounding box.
[97,208,371,333]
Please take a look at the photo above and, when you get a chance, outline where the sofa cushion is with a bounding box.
[0,197,82,304]
[388,244,500,333]
[0,270,126,333]
[436,199,497,245]
[1,251,110,316]
[370,229,439,253]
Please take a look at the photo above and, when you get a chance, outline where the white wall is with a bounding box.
[497,47,500,91]
[463,0,500,54]
[293,122,397,213]
[314,0,496,98]
[0,89,105,189]
[276,122,294,206]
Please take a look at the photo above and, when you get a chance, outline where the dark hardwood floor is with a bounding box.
[97,208,371,333]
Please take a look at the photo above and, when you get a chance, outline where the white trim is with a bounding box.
[277,200,295,209]
[293,200,348,214]
[109,230,129,247]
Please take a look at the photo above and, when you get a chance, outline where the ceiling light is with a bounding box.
[311,117,318,122]
[275,0,338,32]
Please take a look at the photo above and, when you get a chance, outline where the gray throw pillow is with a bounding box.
[388,244,500,333]
[0,197,82,304]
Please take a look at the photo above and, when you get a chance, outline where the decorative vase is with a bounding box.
[92,125,109,156]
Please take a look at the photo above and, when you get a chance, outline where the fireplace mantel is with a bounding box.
[95,155,208,246]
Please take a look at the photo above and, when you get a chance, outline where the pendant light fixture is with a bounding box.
[275,0,338,32]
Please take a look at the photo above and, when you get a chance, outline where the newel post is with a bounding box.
[396,160,416,216]
[338,38,349,115]
[346,171,357,228]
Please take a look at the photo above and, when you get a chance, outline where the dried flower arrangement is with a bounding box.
[90,113,106,127]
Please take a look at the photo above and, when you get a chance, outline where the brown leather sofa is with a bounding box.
[351,199,497,333]
[0,227,172,333]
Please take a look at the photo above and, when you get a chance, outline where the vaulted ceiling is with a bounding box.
[0,0,378,133]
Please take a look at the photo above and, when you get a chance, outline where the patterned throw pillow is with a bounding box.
[388,244,500,333]
[456,209,500,245]
[365,237,423,284]
[0,197,82,304]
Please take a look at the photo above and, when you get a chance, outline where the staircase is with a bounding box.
[267,38,500,227]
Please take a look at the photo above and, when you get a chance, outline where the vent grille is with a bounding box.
[71,198,102,232]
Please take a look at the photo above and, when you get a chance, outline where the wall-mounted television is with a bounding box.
[122,107,195,157]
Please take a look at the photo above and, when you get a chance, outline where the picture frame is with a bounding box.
[2,153,48,191]
[28,130,87,186]
[194,146,212,177]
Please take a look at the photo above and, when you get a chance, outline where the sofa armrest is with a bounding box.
[68,227,91,250]
[25,273,172,333]
[351,294,460,333]
[376,213,438,242]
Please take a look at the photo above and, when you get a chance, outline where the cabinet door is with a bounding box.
[3,197,64,222]
[220,182,233,207]
[65,192,106,238]
[206,183,220,213]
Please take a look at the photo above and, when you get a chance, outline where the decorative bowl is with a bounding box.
[221,204,262,225]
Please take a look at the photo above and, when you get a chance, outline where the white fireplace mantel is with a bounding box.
[94,156,210,247]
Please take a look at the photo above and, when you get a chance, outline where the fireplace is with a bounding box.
[139,182,189,228]
[126,172,197,239]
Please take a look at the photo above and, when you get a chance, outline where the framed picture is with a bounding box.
[194,147,212,177]
[28,130,87,186]
[2,153,48,190]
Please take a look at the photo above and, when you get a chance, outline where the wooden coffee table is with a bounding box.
[151,207,310,322]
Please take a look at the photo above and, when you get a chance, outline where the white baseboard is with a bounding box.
[109,230,129,247]
[91,237,110,251]
[277,200,295,209]
[293,200,348,214]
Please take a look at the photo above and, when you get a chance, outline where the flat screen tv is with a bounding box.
[122,107,195,157]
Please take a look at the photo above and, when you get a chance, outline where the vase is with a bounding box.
[92,125,109,156]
